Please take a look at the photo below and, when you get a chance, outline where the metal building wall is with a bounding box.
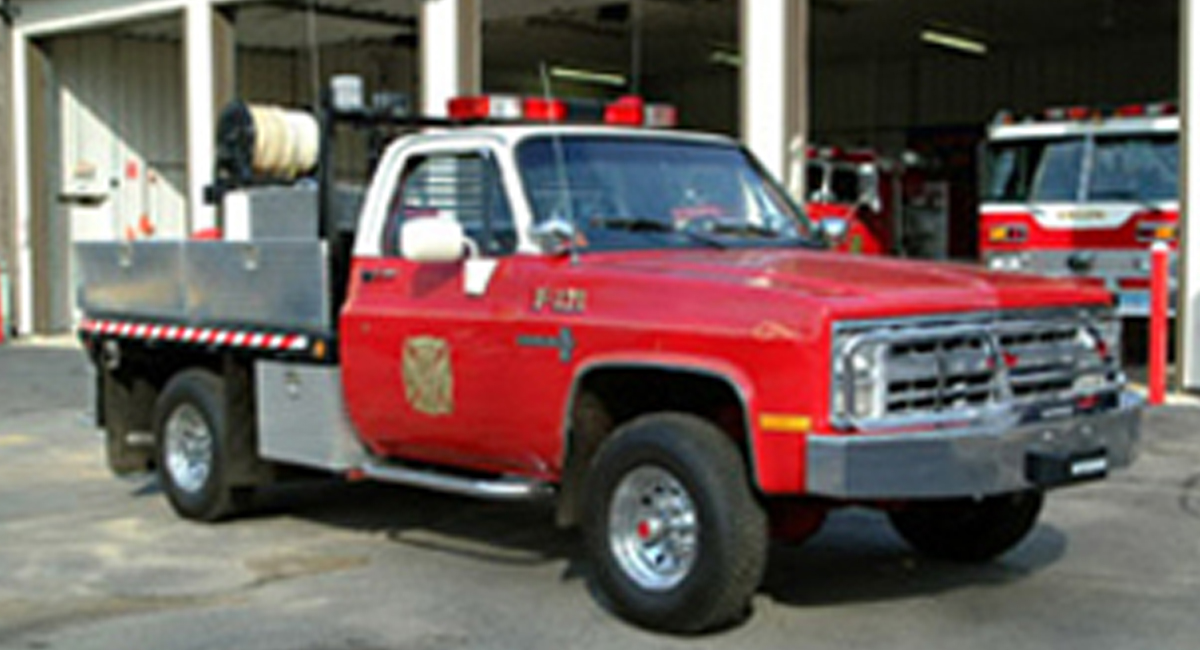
[237,42,416,181]
[55,33,188,243]
[813,36,1179,148]
[25,31,188,332]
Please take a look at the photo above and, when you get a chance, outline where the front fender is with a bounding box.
[563,351,806,494]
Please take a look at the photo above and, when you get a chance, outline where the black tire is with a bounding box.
[153,369,253,522]
[887,490,1044,563]
[583,413,767,634]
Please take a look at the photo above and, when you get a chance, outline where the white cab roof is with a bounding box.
[387,124,740,153]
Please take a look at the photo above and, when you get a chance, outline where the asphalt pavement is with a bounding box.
[1,340,1199,650]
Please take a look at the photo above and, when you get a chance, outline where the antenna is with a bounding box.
[539,62,580,265]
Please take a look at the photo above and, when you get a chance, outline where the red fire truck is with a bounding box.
[77,85,1140,633]
[803,147,897,255]
[979,103,1179,316]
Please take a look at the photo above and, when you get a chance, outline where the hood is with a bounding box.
[594,248,1112,319]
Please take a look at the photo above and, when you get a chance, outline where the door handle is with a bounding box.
[360,268,398,283]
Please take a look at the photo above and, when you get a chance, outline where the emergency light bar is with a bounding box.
[807,146,879,164]
[447,94,678,128]
[993,101,1178,125]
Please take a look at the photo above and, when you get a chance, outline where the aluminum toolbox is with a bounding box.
[76,240,331,332]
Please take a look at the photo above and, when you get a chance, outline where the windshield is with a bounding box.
[1090,135,1178,201]
[984,133,1178,203]
[516,135,814,251]
[805,162,860,204]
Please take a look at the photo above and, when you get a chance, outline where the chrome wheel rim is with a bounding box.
[608,465,699,592]
[164,403,213,494]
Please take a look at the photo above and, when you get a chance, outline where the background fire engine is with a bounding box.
[979,102,1180,317]
[802,147,896,256]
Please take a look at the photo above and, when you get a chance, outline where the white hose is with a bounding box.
[245,104,321,180]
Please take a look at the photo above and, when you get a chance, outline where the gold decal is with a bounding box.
[402,336,454,416]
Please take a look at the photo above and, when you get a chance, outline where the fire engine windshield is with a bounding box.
[806,162,861,204]
[517,135,815,251]
[984,134,1177,203]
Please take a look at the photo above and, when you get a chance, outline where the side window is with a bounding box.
[385,152,517,256]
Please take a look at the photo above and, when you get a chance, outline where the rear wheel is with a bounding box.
[154,369,252,522]
[584,414,766,633]
[887,491,1044,562]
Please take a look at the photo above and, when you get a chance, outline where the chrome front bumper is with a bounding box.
[805,391,1142,499]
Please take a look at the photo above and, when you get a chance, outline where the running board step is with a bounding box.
[360,461,554,501]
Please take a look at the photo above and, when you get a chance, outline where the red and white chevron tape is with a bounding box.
[79,318,310,353]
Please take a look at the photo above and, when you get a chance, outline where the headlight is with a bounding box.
[834,341,885,419]
[988,254,1026,271]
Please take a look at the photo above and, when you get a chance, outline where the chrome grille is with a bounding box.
[885,334,996,415]
[998,322,1086,401]
[834,310,1121,427]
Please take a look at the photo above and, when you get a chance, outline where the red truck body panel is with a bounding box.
[341,247,1112,494]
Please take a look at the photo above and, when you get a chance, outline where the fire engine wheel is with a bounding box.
[153,369,252,522]
[887,490,1045,563]
[584,413,767,633]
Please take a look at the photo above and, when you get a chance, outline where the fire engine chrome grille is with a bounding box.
[832,309,1122,429]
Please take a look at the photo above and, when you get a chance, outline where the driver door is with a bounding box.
[342,148,531,472]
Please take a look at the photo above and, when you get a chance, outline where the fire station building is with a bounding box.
[3,0,1200,386]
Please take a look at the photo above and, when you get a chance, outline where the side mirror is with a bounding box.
[529,218,577,256]
[401,217,467,263]
[857,191,882,215]
[817,217,850,243]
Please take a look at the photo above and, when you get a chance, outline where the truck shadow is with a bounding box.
[253,479,580,569]
[244,479,1066,608]
[761,508,1067,607]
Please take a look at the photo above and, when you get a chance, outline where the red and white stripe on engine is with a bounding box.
[979,205,1180,252]
[79,318,310,353]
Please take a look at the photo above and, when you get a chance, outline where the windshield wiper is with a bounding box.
[591,215,729,249]
[589,216,674,232]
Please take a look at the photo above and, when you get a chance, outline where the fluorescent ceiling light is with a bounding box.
[709,50,742,68]
[920,29,988,56]
[549,66,627,88]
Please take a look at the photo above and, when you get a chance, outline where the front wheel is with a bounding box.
[583,414,767,633]
[887,490,1044,562]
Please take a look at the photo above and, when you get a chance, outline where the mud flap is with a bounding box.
[222,354,277,487]
[100,367,156,475]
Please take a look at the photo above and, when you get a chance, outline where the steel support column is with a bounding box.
[420,0,480,118]
[11,30,32,333]
[185,0,236,234]
[740,0,809,190]
[1181,0,1200,390]
[1,11,13,335]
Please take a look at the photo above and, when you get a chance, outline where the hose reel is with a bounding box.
[216,101,321,187]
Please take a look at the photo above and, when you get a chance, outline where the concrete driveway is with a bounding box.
[1,342,1199,649]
